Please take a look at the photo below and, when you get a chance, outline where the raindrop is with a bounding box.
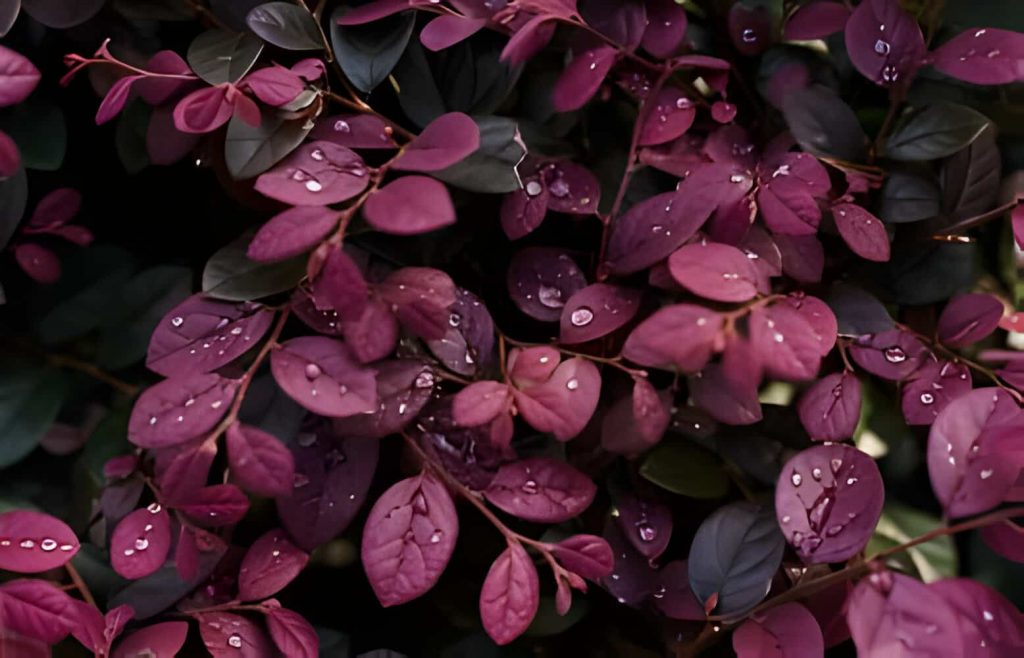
[675,97,692,109]
[846,477,858,486]
[304,364,322,380]
[883,347,907,363]
[537,285,565,309]
[293,474,310,488]
[430,530,442,544]
[637,522,657,542]
[549,179,570,197]
[40,539,57,552]
[881,65,899,83]
[987,49,1001,58]
[135,538,149,551]
[310,149,326,162]
[147,503,162,514]
[920,392,935,405]
[825,525,843,537]
[19,539,34,549]
[334,120,351,133]
[305,179,323,193]
[570,307,594,327]
[525,180,542,196]
[874,39,891,55]
[729,174,746,184]
[983,610,994,622]
[521,479,539,495]
[123,548,135,557]
[772,164,791,178]
[228,634,243,649]
[296,433,317,447]
[171,316,184,327]
[975,29,988,37]
[791,472,802,487]
[830,459,843,474]
[741,28,756,43]
[230,326,243,335]
[980,469,994,480]
[811,468,823,481]
[448,312,461,327]
[566,378,580,391]
[653,586,666,599]
[781,515,791,524]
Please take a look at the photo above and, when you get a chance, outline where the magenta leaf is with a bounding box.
[341,299,400,362]
[833,203,890,262]
[197,611,275,657]
[668,242,759,302]
[155,440,217,505]
[843,0,925,86]
[0,510,79,573]
[312,246,369,319]
[247,206,341,263]
[483,457,596,523]
[0,45,40,107]
[732,602,824,658]
[242,65,304,107]
[421,14,487,51]
[110,505,172,580]
[550,534,614,581]
[981,519,1024,563]
[500,15,557,65]
[172,85,236,134]
[848,329,928,381]
[901,359,971,426]
[775,444,884,563]
[363,176,456,235]
[551,45,618,112]
[785,292,838,356]
[112,621,189,658]
[14,244,60,283]
[393,112,480,172]
[507,247,588,322]
[797,371,862,441]
[453,381,512,427]
[541,161,601,215]
[177,484,250,527]
[500,175,549,239]
[613,493,672,561]
[266,607,319,658]
[72,602,133,656]
[254,141,369,206]
[641,0,687,57]
[514,357,601,441]
[783,1,850,41]
[270,336,377,417]
[508,346,561,388]
[237,529,309,601]
[937,293,1003,348]
[931,28,1024,86]
[309,114,398,149]
[332,360,436,438]
[376,267,457,340]
[0,579,76,644]
[0,128,19,177]
[929,578,1024,655]
[756,152,831,235]
[630,378,671,447]
[623,304,722,372]
[28,188,81,229]
[136,51,192,105]
[335,0,414,24]
[128,373,238,448]
[225,423,295,497]
[361,472,459,607]
[559,283,641,344]
[95,75,140,125]
[480,542,540,646]
[605,189,715,275]
[749,302,825,381]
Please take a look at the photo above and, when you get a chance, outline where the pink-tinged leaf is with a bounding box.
[798,371,862,441]
[785,293,837,356]
[805,580,852,648]
[559,283,641,344]
[197,612,275,657]
[833,203,890,261]
[982,519,1024,563]
[173,85,235,134]
[614,493,672,561]
[501,176,549,239]
[848,571,964,658]
[425,287,494,377]
[623,304,722,372]
[651,560,703,620]
[500,15,557,65]
[255,141,369,206]
[376,267,457,340]
[938,293,1004,348]
[309,114,398,149]
[632,378,671,446]
[0,631,48,657]
[247,206,340,263]
[96,75,140,125]
[270,336,377,417]
[901,359,972,426]
[552,45,617,112]
[175,526,200,582]
[421,14,487,50]
[266,607,318,658]
[0,45,40,107]
[849,329,928,381]
[277,422,379,550]
[110,506,172,580]
[0,510,79,573]
[237,529,309,602]
[932,28,1024,86]
[641,0,687,57]
[844,0,925,86]
[226,423,295,497]
[540,160,601,215]
[394,112,480,172]
[757,152,830,235]
[312,246,368,318]
[28,188,81,229]
[711,100,738,123]
[601,522,658,605]
[341,299,400,362]
[71,602,107,657]
[508,346,561,388]
[332,360,435,438]
[733,602,824,658]
[480,542,540,646]
[242,65,304,107]
[0,128,18,176]
[177,484,250,528]
[146,105,199,166]
[452,381,511,427]
[514,357,601,441]
[14,244,60,283]
[154,439,217,505]
[229,90,260,127]
[927,388,1024,518]
[362,472,459,606]
[112,621,188,658]
[48,224,94,246]
[775,444,884,563]
[550,534,614,581]
[637,87,696,148]
[669,242,759,303]
[484,457,596,523]
[507,247,587,322]
[136,51,192,105]
[749,303,824,381]
[775,233,824,283]
[363,176,456,235]
[128,373,238,448]
[689,338,763,425]
[105,455,139,480]
[930,578,1024,656]
[147,295,274,377]
[0,579,76,644]
[783,1,851,41]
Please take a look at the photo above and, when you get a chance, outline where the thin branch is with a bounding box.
[65,562,97,608]
[48,354,140,396]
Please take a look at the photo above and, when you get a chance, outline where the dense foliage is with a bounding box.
[1,0,1024,656]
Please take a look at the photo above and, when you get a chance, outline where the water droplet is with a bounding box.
[123,548,135,557]
[781,515,791,524]
[675,97,692,109]
[874,39,891,55]
[741,28,756,43]
[570,307,594,327]
[881,65,899,83]
[920,392,935,405]
[521,479,539,494]
[135,538,149,551]
[144,524,153,532]
[791,472,802,487]
[975,29,987,37]
[811,467,823,481]
[925,624,938,635]
[147,503,162,514]
[983,610,994,621]
[846,477,858,486]
[228,634,242,649]
[39,538,57,552]
[987,49,1001,58]
[773,332,785,344]
[305,364,322,380]
[525,180,542,196]
[430,530,442,544]
[883,346,907,363]
[305,179,323,193]
[293,474,310,488]
[171,316,184,327]
[334,120,350,133]
[537,285,565,309]
[415,371,435,389]
[448,312,461,328]
[980,469,994,480]
[149,416,157,426]
[772,164,791,178]
[825,525,843,537]
[566,378,579,391]
[637,522,657,542]
[653,585,666,599]
[18,539,34,549]
[830,459,843,474]
[549,179,570,198]
[310,148,325,162]
[729,174,746,184]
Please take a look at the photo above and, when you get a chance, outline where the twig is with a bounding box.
[65,562,97,608]
[48,354,140,396]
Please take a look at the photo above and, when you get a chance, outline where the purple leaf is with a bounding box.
[0,579,76,644]
[483,457,596,523]
[270,336,377,417]
[797,371,862,441]
[613,493,672,561]
[331,359,435,438]
[0,510,79,573]
[500,15,557,65]
[197,612,275,657]
[341,299,400,361]
[929,578,1024,656]
[254,141,370,206]
[728,2,774,55]
[237,529,309,601]
[480,542,540,646]
[154,440,217,505]
[146,106,199,166]
[668,242,759,303]
[641,0,687,58]
[937,293,1004,348]
[312,246,369,319]
[623,304,722,372]
[247,206,341,263]
[775,444,884,563]
[550,534,614,581]
[276,422,379,550]
[110,506,172,580]
[242,65,304,107]
[14,244,60,283]
[175,526,200,582]
[95,75,140,125]
[689,338,763,425]
[226,423,295,497]
[453,381,512,427]
[376,267,457,340]
[177,484,250,527]
[785,293,838,357]
[559,283,641,344]
[309,114,398,149]
[361,472,459,607]
[0,128,19,176]
[981,519,1024,563]
[601,522,658,606]
[732,603,824,658]
[0,45,40,107]
[843,0,925,87]
[136,50,192,105]
[507,247,588,322]
[426,287,494,377]
[393,112,480,172]
[783,1,850,41]
[551,45,618,112]
[500,175,549,239]
[540,161,601,215]
[931,28,1024,86]
[848,329,928,381]
[172,86,236,134]
[833,203,890,262]
[749,302,824,381]
[147,295,274,377]
[363,176,456,235]
[631,378,671,447]
[775,233,824,283]
[421,15,488,51]
[128,374,238,448]
[513,357,602,441]
[417,397,513,489]
[112,622,189,658]
[757,152,830,235]
[266,608,319,658]
[508,346,561,388]
[901,359,971,426]
[651,560,703,620]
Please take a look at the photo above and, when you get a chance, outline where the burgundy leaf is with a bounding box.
[757,152,830,235]
[513,357,602,440]
[550,534,614,581]
[848,329,928,381]
[197,611,275,657]
[146,105,199,166]
[332,360,435,438]
[14,244,60,283]
[508,346,561,388]
[242,65,304,107]
[96,75,141,125]
[901,359,971,426]
[341,299,399,361]
[483,457,596,523]
[738,225,783,291]
[226,423,295,497]
[309,114,398,149]
[613,493,672,561]
[728,2,774,55]
[937,293,1004,348]
[551,45,617,112]
[651,560,703,620]
[785,292,838,356]
[931,28,1024,86]
[775,233,824,283]
[176,526,200,582]
[833,203,890,262]
[783,1,850,41]
[270,336,377,417]
[155,440,217,505]
[72,603,133,656]
[668,242,759,302]
[266,607,318,658]
[732,602,824,658]
[0,128,18,176]
[247,207,340,263]
[376,267,457,340]
[237,529,309,601]
[843,0,925,86]
[254,141,369,206]
[623,304,722,372]
[112,621,188,658]
[641,0,687,58]
[425,287,495,377]
[421,15,487,51]
[631,378,671,446]
[501,175,549,239]
[749,302,824,381]
[775,444,884,563]
[363,176,456,235]
[689,338,763,425]
[480,542,540,646]
[136,50,192,105]
[806,580,853,648]
[0,45,40,107]
[981,519,1024,563]
[361,472,459,606]
[0,579,76,644]
[128,373,238,448]
[507,247,588,322]
[559,283,641,344]
[929,578,1024,656]
[417,397,513,490]
[0,510,79,573]
[500,15,557,65]
[797,371,862,441]
[177,484,250,527]
[452,381,512,427]
[540,161,601,215]
[172,85,236,134]
[601,522,658,606]
[110,505,172,580]
[393,112,480,172]
[312,246,369,318]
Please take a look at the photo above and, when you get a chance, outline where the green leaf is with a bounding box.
[187,29,264,85]
[246,2,323,51]
[0,99,66,171]
[879,170,941,223]
[330,6,415,93]
[880,240,976,305]
[78,405,131,489]
[886,103,991,162]
[203,233,306,301]
[0,166,27,251]
[225,110,312,180]
[392,39,447,128]
[640,437,730,499]
[433,116,525,194]
[116,101,151,174]
[867,502,957,583]
[0,364,67,468]
[781,85,868,161]
[941,124,1001,221]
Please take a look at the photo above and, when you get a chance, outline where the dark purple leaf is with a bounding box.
[843,0,925,87]
[226,423,295,497]
[901,359,971,426]
[0,129,19,177]
[341,299,400,362]
[775,233,824,283]
[785,292,838,356]
[393,112,480,172]
[480,542,540,646]
[0,45,40,107]
[484,457,596,523]
[197,611,275,657]
[623,304,722,372]
[638,87,696,147]
[376,267,456,340]
[270,336,377,417]
[937,293,1003,348]
[749,302,824,381]
[732,602,824,658]
[738,225,782,290]
[266,608,318,658]
[146,106,199,166]
[929,578,1024,656]
[14,244,60,283]
[513,357,602,441]
[112,622,189,658]
[602,522,658,606]
[775,444,884,563]
[361,472,459,606]
[154,440,217,505]
[331,360,435,438]
[651,560,703,620]
[254,141,370,206]
[757,152,830,235]
[110,506,172,580]
[613,493,672,561]
[641,0,687,58]
[0,579,76,644]
[363,175,456,235]
[175,526,201,582]
[783,1,850,40]
[417,397,513,490]
[728,2,774,55]
[177,485,250,528]
[500,175,549,239]
[559,283,640,344]
[551,534,614,581]
[931,28,1024,86]
[797,371,862,441]
[689,337,763,425]
[848,329,928,381]
[507,247,588,322]
[247,207,341,263]
[580,0,645,49]
[312,246,369,319]
[309,114,398,149]
[669,241,759,303]
[551,45,618,112]
[128,374,238,448]
[421,14,487,51]
[426,288,494,376]
[540,161,601,215]
[501,15,557,65]
[335,0,414,24]
[981,519,1024,563]
[833,203,890,262]
[0,510,79,573]
[237,529,309,601]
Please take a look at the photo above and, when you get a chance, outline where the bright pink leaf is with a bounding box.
[480,542,540,646]
[254,141,369,206]
[247,206,341,263]
[0,579,76,644]
[551,534,614,580]
[266,607,319,658]
[127,373,238,448]
[112,621,189,658]
[668,242,759,302]
[929,578,1024,656]
[242,65,304,107]
[393,112,479,172]
[483,457,596,523]
[0,510,79,573]
[513,357,601,440]
[551,46,617,112]
[623,304,722,373]
[932,28,1024,86]
[110,505,172,580]
[270,336,378,417]
[452,381,512,427]
[96,75,140,125]
[0,45,40,107]
[749,302,824,381]
[901,359,971,426]
[197,612,275,657]
[172,85,235,134]
[363,176,456,235]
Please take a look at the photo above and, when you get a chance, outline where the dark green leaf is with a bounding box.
[392,39,446,127]
[0,99,66,171]
[879,170,941,223]
[225,109,313,180]
[941,124,1001,220]
[781,85,868,161]
[880,240,976,305]
[246,2,323,51]
[867,502,957,583]
[36,250,137,345]
[187,29,264,85]
[110,557,223,620]
[886,103,991,162]
[78,405,131,489]
[639,438,730,499]
[203,233,306,301]
[715,434,792,487]
[115,101,150,174]
[330,6,414,92]
[0,166,27,251]
[0,364,67,468]
[825,282,894,336]
[433,116,525,193]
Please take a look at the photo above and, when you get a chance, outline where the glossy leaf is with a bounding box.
[330,6,416,92]
[110,505,172,580]
[226,423,295,497]
[484,457,596,523]
[932,28,1024,85]
[270,336,377,417]
[937,293,1003,348]
[392,112,480,172]
[187,29,264,85]
[551,46,617,112]
[0,510,79,573]
[127,373,237,448]
[238,529,309,601]
[363,176,456,235]
[559,283,641,344]
[797,371,862,441]
[254,141,370,206]
[507,247,588,322]
[266,608,319,658]
[844,0,924,86]
[668,242,758,302]
[246,2,322,50]
[480,542,540,646]
[112,621,189,658]
[513,357,601,441]
[732,603,824,658]
[886,103,990,161]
